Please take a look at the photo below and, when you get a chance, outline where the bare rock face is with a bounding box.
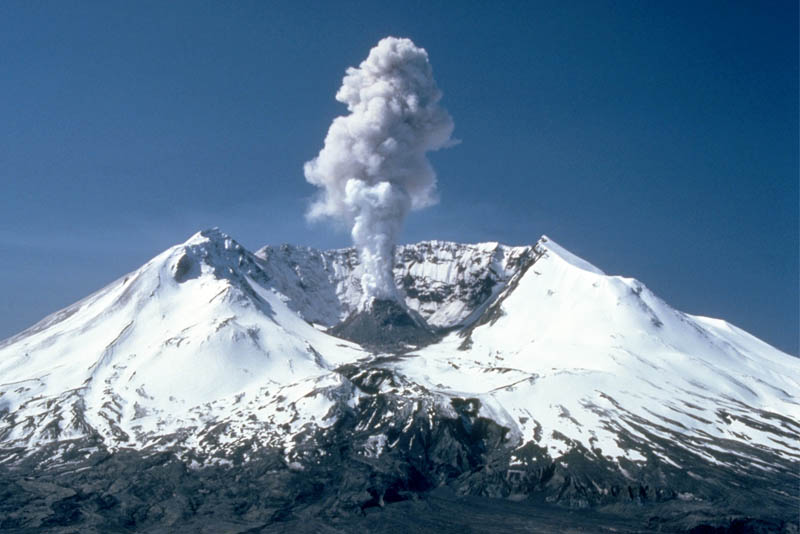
[330,298,439,351]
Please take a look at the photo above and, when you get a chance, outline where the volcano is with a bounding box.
[0,229,797,533]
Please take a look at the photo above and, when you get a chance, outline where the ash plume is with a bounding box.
[304,37,455,307]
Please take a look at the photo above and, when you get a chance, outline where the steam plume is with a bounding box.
[304,37,454,307]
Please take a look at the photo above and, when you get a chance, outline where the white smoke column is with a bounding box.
[304,37,455,307]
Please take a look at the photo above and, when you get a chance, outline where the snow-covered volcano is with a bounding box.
[1,229,797,531]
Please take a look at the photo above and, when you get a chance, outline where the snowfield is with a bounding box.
[0,228,797,480]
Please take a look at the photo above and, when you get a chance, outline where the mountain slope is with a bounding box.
[0,229,365,459]
[0,229,797,532]
[393,236,799,506]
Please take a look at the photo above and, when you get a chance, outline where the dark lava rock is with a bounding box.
[331,299,439,351]
[1,364,797,533]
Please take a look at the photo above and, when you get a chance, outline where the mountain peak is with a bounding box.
[168,228,258,285]
[183,227,235,247]
[537,234,604,275]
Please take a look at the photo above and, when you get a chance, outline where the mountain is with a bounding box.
[0,229,797,533]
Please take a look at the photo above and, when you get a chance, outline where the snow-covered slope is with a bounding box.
[0,229,365,458]
[0,229,797,526]
[397,236,800,468]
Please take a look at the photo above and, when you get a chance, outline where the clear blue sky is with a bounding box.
[1,1,797,354]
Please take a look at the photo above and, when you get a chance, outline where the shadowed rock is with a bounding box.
[331,299,439,351]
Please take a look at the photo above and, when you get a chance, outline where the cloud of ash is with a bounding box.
[304,37,455,307]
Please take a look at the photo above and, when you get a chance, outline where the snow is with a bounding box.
[539,235,605,275]
[255,239,532,329]
[0,229,797,472]
[393,236,800,464]
[0,229,366,451]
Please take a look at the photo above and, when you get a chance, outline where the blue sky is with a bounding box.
[1,1,797,353]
